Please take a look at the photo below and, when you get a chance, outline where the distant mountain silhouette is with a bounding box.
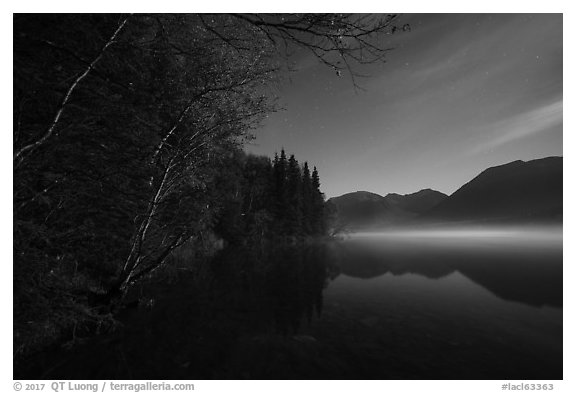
[327,189,447,230]
[384,189,448,214]
[422,157,562,224]
[328,157,562,231]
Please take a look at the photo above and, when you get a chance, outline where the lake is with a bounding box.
[17,228,562,380]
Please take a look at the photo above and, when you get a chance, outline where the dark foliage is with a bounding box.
[213,150,327,245]
[13,13,397,358]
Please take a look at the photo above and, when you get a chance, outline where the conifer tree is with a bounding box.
[272,149,289,233]
[286,154,303,235]
[13,12,398,357]
[311,166,326,235]
[301,162,313,235]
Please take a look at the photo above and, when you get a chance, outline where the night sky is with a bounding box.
[245,14,563,198]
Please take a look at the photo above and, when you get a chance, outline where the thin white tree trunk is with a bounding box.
[14,17,130,162]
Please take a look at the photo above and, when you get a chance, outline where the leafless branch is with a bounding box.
[14,15,131,163]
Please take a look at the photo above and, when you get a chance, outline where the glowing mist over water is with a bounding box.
[339,225,563,247]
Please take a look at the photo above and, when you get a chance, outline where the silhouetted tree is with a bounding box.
[311,166,326,234]
[13,13,399,356]
[301,162,313,235]
[271,149,288,234]
[286,154,303,235]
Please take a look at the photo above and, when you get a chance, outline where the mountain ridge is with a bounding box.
[327,188,448,230]
[422,156,562,224]
[327,156,562,231]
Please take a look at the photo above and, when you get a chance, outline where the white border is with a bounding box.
[3,2,573,392]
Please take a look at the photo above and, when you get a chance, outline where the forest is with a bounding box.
[13,14,398,360]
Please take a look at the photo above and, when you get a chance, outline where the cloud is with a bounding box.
[468,99,562,155]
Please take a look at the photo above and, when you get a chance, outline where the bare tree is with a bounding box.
[13,13,401,319]
[205,14,400,89]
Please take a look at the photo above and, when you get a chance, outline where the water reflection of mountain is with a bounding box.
[16,240,561,379]
[329,240,562,308]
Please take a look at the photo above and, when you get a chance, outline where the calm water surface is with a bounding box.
[313,232,562,379]
[18,229,562,379]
